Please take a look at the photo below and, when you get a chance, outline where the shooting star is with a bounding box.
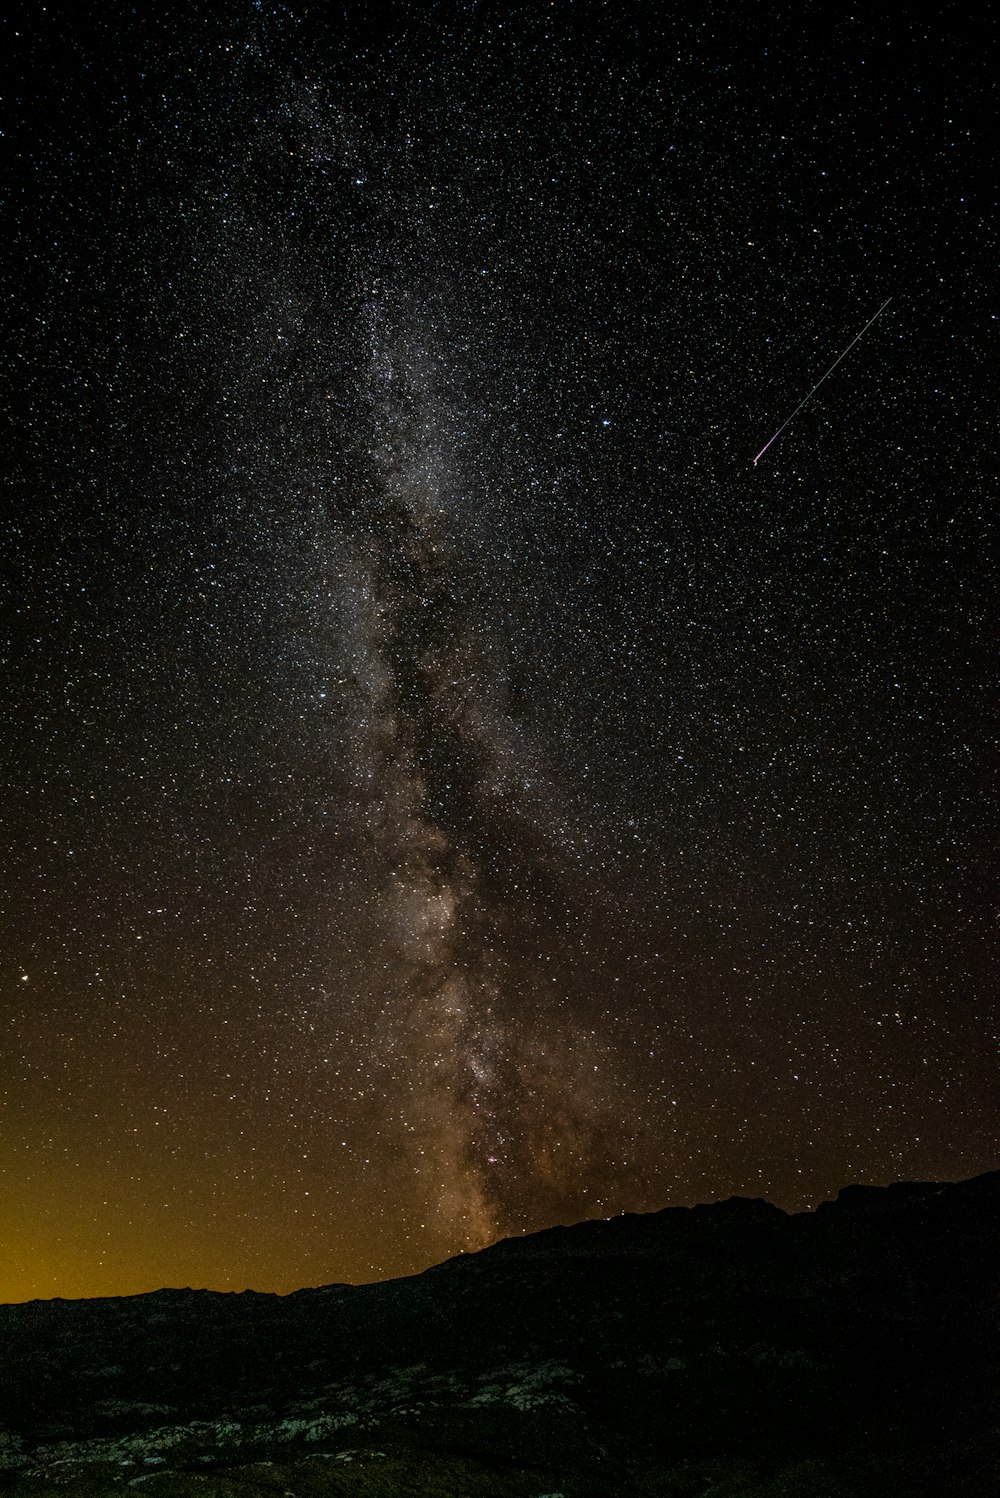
[753,297,892,466]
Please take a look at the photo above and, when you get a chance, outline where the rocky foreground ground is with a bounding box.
[1,1172,997,1496]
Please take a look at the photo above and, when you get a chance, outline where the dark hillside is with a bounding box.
[1,1172,997,1495]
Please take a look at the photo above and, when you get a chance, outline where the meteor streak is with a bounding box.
[753,298,892,466]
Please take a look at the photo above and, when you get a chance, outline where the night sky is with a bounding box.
[2,2,995,1303]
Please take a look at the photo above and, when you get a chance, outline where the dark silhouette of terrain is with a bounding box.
[1,1172,997,1495]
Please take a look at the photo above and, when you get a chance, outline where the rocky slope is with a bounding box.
[1,1172,997,1496]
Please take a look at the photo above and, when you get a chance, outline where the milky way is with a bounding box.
[2,3,995,1299]
[338,286,632,1252]
[348,295,540,1249]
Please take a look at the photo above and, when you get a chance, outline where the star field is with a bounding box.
[1,1,995,1301]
